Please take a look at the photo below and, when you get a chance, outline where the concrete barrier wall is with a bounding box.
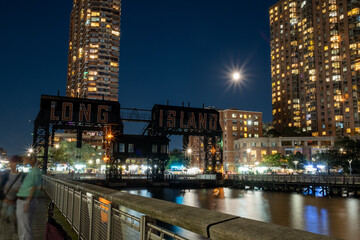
[44,175,336,240]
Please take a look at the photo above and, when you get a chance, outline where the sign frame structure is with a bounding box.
[148,105,223,173]
[32,95,123,174]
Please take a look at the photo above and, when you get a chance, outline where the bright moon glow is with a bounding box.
[232,72,240,81]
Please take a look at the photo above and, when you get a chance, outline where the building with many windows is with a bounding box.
[234,136,336,170]
[188,109,263,172]
[270,0,360,136]
[66,0,121,101]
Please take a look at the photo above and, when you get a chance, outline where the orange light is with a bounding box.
[107,134,113,139]
[103,157,109,161]
[211,147,216,155]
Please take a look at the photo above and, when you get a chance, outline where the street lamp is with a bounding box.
[187,148,192,167]
[348,159,352,176]
[293,160,299,171]
[246,148,252,163]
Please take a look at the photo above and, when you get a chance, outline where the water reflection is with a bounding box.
[122,188,360,240]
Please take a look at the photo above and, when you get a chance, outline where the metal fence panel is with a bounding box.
[80,196,91,240]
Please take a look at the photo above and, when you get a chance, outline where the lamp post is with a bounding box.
[247,148,251,163]
[187,148,192,168]
[293,160,299,171]
[348,159,352,176]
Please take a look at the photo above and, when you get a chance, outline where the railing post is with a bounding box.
[66,185,69,218]
[140,215,148,240]
[89,195,94,240]
[107,203,112,240]
[78,191,82,240]
[71,188,75,227]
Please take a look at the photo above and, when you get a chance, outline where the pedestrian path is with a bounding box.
[0,194,48,240]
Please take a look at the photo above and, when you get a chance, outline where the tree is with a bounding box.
[263,128,281,137]
[314,136,360,174]
[280,127,311,137]
[263,153,286,167]
[50,140,102,166]
[286,152,307,170]
[166,149,187,169]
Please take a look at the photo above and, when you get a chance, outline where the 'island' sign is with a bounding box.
[152,105,221,131]
[36,95,121,124]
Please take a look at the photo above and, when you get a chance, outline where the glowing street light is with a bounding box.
[187,148,192,167]
[348,159,353,175]
[55,144,60,149]
[293,160,299,171]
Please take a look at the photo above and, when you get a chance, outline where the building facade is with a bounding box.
[234,136,336,170]
[66,0,121,101]
[188,109,263,172]
[270,0,360,136]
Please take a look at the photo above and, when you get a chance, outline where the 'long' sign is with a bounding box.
[37,95,121,124]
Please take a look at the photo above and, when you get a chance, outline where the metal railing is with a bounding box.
[43,176,188,240]
[42,175,334,240]
[225,174,360,184]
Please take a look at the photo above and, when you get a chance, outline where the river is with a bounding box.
[122,188,360,240]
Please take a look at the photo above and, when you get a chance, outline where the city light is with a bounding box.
[55,144,60,149]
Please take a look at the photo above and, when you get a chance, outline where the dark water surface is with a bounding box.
[122,188,360,240]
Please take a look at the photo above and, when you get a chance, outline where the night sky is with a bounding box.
[0,0,278,156]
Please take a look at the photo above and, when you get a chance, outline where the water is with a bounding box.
[122,188,360,240]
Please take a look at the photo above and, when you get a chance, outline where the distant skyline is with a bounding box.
[0,0,278,156]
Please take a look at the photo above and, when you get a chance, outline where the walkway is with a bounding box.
[0,194,48,240]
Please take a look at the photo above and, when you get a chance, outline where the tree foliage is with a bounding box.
[286,152,307,170]
[315,136,360,173]
[166,149,187,169]
[263,153,287,167]
[50,140,102,166]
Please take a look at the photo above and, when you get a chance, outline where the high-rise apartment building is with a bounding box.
[270,0,360,136]
[188,109,263,172]
[66,0,121,101]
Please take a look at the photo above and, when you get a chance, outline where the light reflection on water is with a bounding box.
[123,188,360,240]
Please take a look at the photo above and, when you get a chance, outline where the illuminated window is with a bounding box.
[110,62,119,67]
[111,30,120,36]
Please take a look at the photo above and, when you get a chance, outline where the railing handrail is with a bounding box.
[43,175,335,240]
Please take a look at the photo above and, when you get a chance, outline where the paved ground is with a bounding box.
[0,195,48,240]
